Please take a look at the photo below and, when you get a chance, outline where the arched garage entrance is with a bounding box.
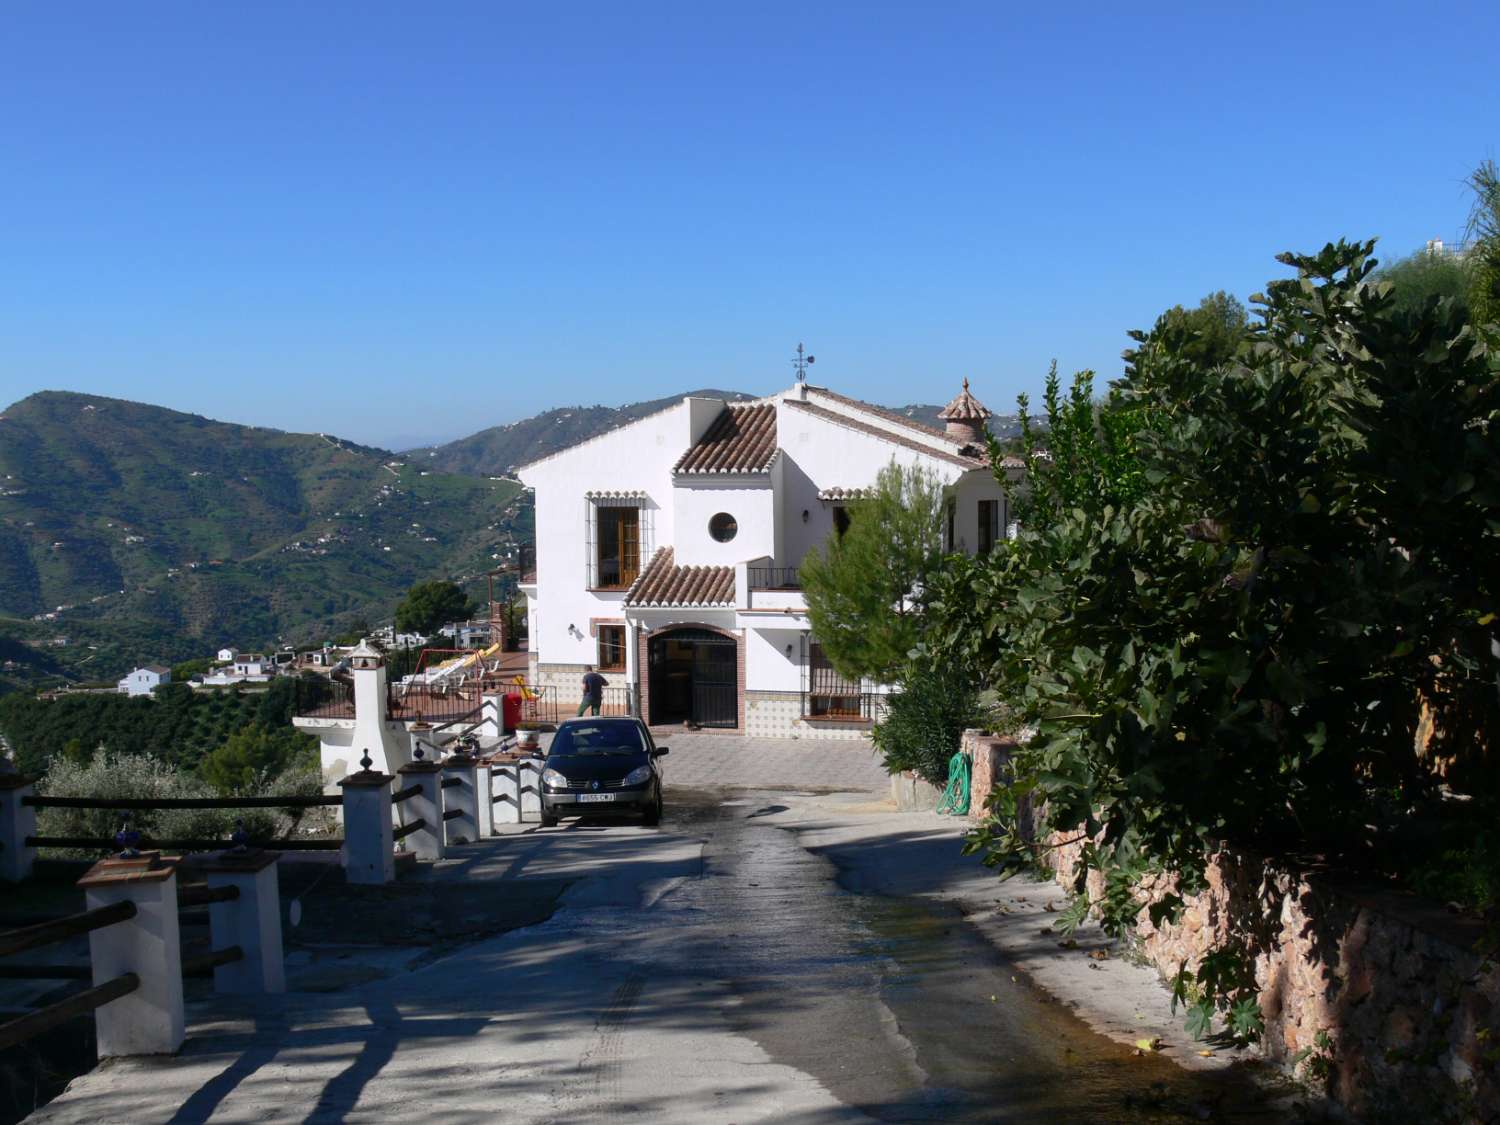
[647,627,738,728]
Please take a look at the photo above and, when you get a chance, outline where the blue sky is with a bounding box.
[2,2,1496,449]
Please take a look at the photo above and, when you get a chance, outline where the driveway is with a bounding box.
[22,768,1295,1123]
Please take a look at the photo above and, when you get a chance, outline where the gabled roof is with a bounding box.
[673,403,778,475]
[624,547,736,608]
[804,386,952,440]
[142,665,170,675]
[783,400,987,470]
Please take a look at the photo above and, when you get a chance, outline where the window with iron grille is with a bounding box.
[584,496,651,588]
[598,625,626,671]
[804,640,863,718]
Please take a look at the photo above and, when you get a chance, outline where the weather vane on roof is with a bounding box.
[792,342,816,383]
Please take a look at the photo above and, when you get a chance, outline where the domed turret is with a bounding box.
[937,378,992,446]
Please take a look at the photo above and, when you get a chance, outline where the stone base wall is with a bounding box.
[1039,828,1498,1116]
[891,770,943,810]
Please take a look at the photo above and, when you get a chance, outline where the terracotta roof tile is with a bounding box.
[673,404,778,475]
[938,378,992,422]
[624,547,736,607]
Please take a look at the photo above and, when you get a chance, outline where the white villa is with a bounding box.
[516,378,1020,738]
[118,665,171,697]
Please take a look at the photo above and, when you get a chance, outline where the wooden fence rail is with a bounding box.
[0,901,137,959]
[0,973,139,1053]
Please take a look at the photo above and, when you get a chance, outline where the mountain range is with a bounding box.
[0,387,1020,689]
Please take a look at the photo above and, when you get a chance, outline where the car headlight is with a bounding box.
[622,765,653,787]
[542,768,570,788]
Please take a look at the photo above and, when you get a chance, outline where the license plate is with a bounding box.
[577,793,616,803]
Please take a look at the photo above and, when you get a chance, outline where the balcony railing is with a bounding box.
[747,565,800,589]
[517,684,636,726]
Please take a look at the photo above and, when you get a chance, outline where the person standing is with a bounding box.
[578,665,607,716]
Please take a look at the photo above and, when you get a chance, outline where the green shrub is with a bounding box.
[872,656,983,786]
[37,751,329,857]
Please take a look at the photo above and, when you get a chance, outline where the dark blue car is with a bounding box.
[539,716,668,827]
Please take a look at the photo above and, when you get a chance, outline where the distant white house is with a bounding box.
[118,665,171,697]
[516,377,1021,739]
[216,647,236,662]
[232,653,271,677]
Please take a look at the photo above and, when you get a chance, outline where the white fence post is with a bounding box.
[396,752,445,861]
[77,852,185,1057]
[340,755,396,885]
[441,750,485,844]
[0,774,37,882]
[490,758,521,826]
[204,849,285,994]
[518,755,543,820]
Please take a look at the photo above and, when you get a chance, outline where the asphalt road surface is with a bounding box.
[23,787,1294,1124]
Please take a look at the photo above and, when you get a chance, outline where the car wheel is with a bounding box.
[540,811,558,828]
[642,793,662,827]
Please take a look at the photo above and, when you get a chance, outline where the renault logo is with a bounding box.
[591,780,600,791]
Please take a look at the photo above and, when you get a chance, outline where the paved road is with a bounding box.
[25,779,1291,1124]
[636,731,891,792]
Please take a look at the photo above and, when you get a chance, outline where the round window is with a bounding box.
[709,513,738,542]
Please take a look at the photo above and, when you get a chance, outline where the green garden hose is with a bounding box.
[936,749,970,816]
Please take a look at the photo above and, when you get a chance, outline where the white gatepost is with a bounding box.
[1,774,37,882]
[77,853,185,1057]
[396,753,445,861]
[518,754,544,820]
[441,750,486,844]
[479,692,505,738]
[340,757,396,885]
[203,849,285,993]
[490,757,522,826]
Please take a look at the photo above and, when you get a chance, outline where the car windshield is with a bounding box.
[548,723,646,758]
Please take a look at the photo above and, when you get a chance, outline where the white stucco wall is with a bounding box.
[520,400,695,668]
[672,480,775,568]
[745,626,804,693]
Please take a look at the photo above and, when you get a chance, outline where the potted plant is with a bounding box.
[514,720,552,750]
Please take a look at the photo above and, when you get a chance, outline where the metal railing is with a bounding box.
[747,565,801,589]
[517,683,635,726]
[802,690,884,723]
[293,677,354,719]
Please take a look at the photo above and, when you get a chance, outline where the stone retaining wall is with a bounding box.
[961,729,1498,1117]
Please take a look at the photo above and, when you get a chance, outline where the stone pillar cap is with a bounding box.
[78,851,179,888]
[398,760,443,774]
[339,770,394,788]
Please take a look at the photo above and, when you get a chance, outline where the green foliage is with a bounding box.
[934,238,1500,1045]
[198,723,318,793]
[871,653,984,785]
[171,657,213,682]
[1467,159,1500,329]
[802,461,950,682]
[0,674,328,777]
[394,580,473,635]
[1171,950,1264,1044]
[0,391,529,678]
[1373,248,1472,318]
[35,751,329,856]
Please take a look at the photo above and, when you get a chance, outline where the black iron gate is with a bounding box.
[648,628,738,728]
